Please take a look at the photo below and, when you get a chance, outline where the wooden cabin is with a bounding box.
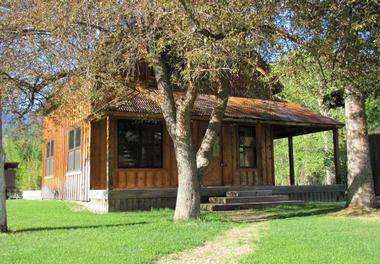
[41,88,345,212]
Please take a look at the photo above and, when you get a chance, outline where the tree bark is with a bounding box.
[196,71,229,179]
[0,99,7,233]
[345,85,377,209]
[173,140,201,220]
[152,54,229,220]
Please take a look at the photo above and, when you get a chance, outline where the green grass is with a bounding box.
[0,200,233,264]
[241,202,380,264]
[2,200,380,264]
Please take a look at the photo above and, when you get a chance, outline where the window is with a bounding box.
[118,120,163,168]
[68,127,81,172]
[239,126,257,168]
[45,140,54,176]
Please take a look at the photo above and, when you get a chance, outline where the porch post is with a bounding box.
[106,116,113,190]
[288,136,295,185]
[333,128,340,184]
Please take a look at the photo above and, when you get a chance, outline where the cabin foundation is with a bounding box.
[82,185,346,212]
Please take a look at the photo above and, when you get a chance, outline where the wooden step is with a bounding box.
[226,190,273,197]
[201,200,304,211]
[209,195,289,204]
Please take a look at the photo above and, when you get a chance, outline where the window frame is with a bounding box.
[67,127,81,172]
[45,140,54,177]
[117,119,163,169]
[238,126,257,169]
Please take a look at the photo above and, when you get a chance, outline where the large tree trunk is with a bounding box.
[345,85,377,209]
[173,141,201,220]
[152,54,229,220]
[0,100,7,232]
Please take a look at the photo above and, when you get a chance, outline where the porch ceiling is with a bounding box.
[272,124,335,139]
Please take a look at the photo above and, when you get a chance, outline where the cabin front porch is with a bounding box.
[86,184,346,212]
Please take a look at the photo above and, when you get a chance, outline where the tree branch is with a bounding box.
[178,0,225,40]
[196,70,230,179]
[151,53,177,139]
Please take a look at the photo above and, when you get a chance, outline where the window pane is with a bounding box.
[68,151,74,171]
[119,121,139,144]
[140,146,153,167]
[46,159,50,176]
[118,145,139,167]
[153,129,162,144]
[153,146,162,167]
[50,159,54,176]
[245,147,255,167]
[239,147,245,167]
[239,127,257,168]
[75,127,81,148]
[74,149,81,171]
[46,142,50,158]
[69,130,75,150]
[51,141,54,157]
[142,124,162,144]
[118,119,163,168]
[239,127,255,146]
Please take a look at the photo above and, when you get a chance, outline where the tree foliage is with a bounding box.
[3,117,42,190]
[1,0,285,220]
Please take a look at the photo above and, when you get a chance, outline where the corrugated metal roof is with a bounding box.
[107,92,343,127]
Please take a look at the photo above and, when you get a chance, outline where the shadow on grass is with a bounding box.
[14,221,149,234]
[262,202,345,220]
[222,202,347,223]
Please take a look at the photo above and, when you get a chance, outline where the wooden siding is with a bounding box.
[41,107,91,201]
[90,119,107,189]
[101,115,275,190]
[111,117,178,189]
[221,123,274,187]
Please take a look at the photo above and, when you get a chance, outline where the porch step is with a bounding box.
[226,190,273,197]
[209,195,289,204]
[201,200,305,211]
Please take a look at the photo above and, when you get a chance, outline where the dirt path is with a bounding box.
[154,222,265,264]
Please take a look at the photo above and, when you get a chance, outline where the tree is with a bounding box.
[3,117,42,190]
[0,2,73,232]
[1,1,282,220]
[272,52,346,185]
[277,0,380,209]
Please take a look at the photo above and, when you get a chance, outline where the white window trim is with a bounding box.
[66,170,82,176]
[45,140,54,177]
[67,127,81,172]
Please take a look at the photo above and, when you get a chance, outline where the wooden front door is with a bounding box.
[197,122,223,186]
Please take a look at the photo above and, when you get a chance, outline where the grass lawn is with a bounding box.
[2,200,380,264]
[241,201,380,264]
[0,200,233,264]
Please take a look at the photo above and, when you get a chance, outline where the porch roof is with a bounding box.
[107,91,343,136]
